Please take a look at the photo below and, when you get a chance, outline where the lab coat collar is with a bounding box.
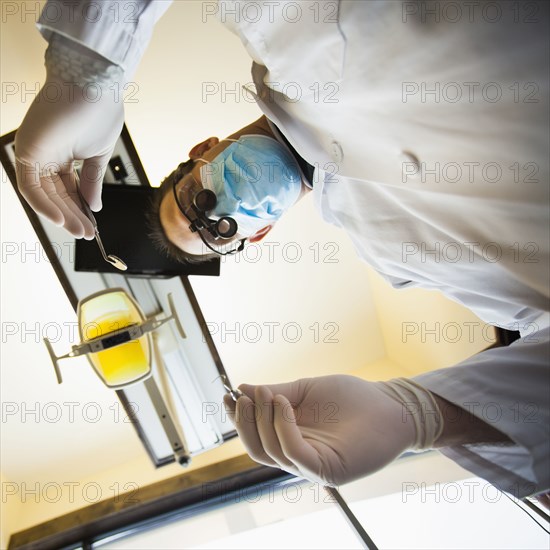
[246,62,334,174]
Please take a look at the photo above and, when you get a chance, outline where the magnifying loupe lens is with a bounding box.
[216,217,238,238]
[194,189,217,212]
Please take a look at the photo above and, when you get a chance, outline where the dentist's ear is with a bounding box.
[248,225,273,243]
[188,137,220,159]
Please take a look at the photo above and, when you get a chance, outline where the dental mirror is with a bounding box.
[74,169,128,271]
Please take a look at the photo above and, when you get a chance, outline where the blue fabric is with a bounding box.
[200,135,302,235]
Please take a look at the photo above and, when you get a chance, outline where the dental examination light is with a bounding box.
[43,288,192,465]
[2,125,232,469]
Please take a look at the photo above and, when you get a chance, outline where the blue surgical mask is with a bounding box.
[199,135,302,235]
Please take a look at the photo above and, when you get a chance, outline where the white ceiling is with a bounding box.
[0,1,385,485]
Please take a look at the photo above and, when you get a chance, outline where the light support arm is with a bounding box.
[144,376,191,465]
[43,293,186,385]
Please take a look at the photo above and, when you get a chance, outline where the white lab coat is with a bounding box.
[36,0,549,496]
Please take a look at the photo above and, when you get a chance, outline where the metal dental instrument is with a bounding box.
[221,374,243,402]
[324,486,379,549]
[74,170,127,271]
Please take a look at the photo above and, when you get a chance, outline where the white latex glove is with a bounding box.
[224,375,443,486]
[15,42,124,239]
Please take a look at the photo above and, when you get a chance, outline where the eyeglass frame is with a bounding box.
[171,162,245,257]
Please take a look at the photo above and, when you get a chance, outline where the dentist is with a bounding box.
[14,1,549,499]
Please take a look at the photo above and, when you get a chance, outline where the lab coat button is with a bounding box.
[400,150,421,180]
[331,141,344,163]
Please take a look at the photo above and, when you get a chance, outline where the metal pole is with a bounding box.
[324,486,379,550]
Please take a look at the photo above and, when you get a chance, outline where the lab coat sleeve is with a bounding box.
[36,0,172,78]
[413,327,550,498]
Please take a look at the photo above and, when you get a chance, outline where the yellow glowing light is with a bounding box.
[78,290,151,388]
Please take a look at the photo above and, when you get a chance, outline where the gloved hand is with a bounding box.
[14,36,125,239]
[224,375,443,486]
